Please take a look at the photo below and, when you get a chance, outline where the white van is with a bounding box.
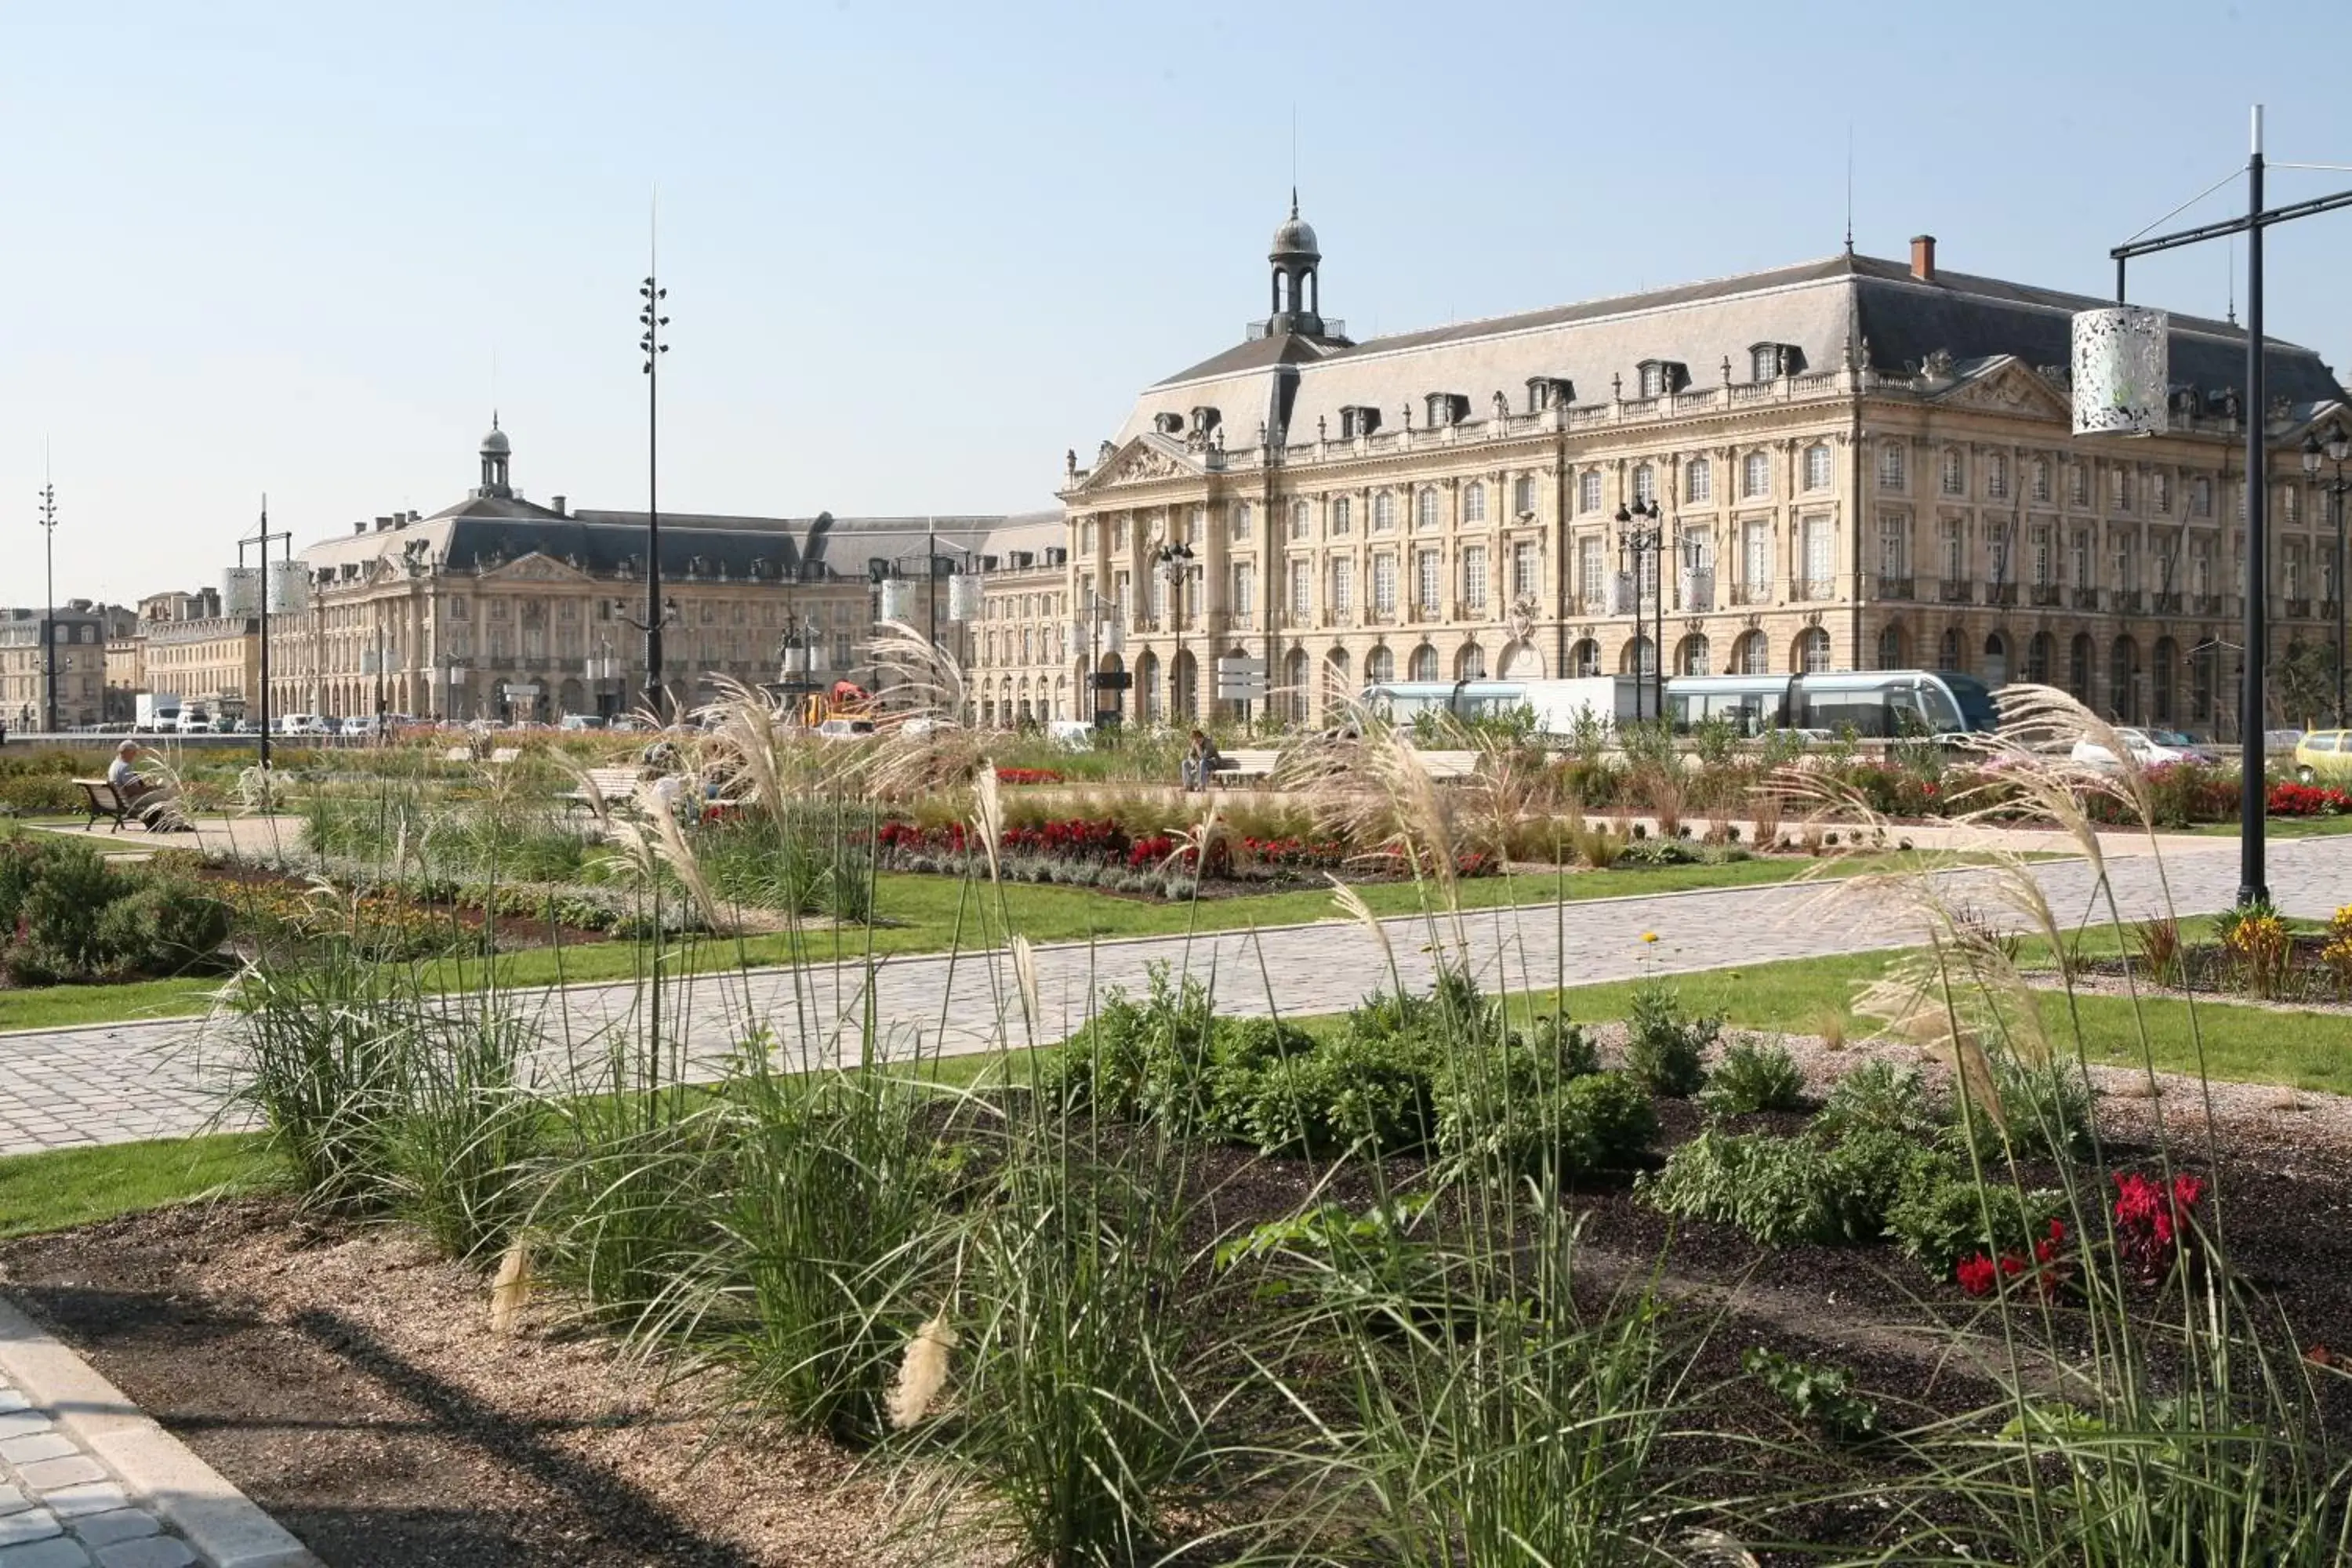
[176,706,212,735]
[1044,718,1095,751]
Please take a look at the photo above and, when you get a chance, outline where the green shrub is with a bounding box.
[1742,1347,1878,1442]
[1700,1040,1806,1115]
[1970,1058,2094,1164]
[1882,1154,2065,1276]
[1246,1025,1440,1156]
[1817,1060,1939,1138]
[1641,1123,1931,1249]
[91,876,232,978]
[1624,981,1717,1098]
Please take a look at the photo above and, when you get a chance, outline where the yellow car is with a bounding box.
[2293,728,2352,783]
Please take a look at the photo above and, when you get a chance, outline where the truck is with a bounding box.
[135,693,182,734]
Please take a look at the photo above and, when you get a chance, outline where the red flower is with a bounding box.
[1956,1253,1998,1297]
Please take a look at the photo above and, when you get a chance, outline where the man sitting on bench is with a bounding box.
[1180,728,1225,791]
[107,742,189,832]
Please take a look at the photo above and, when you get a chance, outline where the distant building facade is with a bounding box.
[1040,211,2349,735]
[1,603,107,730]
[274,422,1021,723]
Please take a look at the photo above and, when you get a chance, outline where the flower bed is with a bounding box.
[993,766,1065,786]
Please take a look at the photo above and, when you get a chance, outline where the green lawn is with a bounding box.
[0,850,1960,1034]
[2190,814,2352,838]
[0,1133,276,1240]
[1515,949,2352,1098]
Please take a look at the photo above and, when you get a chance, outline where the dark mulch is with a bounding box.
[4,1102,2350,1566]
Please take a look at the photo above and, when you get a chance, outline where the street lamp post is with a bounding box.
[1614,497,1664,722]
[637,272,670,720]
[238,501,293,768]
[2106,104,2352,906]
[37,472,57,735]
[2303,426,2352,725]
[1156,540,1195,724]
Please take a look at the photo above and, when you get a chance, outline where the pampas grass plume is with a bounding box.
[489,1235,534,1335]
[887,1311,957,1429]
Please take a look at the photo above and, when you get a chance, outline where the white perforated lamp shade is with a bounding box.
[2072,306,2169,437]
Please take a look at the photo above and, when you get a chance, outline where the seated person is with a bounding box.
[1179,728,1225,790]
[107,742,189,831]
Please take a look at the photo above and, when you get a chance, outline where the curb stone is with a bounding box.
[0,1296,319,1568]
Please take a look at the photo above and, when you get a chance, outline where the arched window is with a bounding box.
[1463,482,1486,524]
[1331,496,1352,535]
[1686,458,1712,504]
[1323,647,1351,713]
[1456,642,1486,680]
[1742,451,1771,499]
[1982,631,2009,686]
[1678,634,1711,675]
[2027,630,2054,684]
[1372,492,1396,532]
[1875,623,1905,670]
[1804,444,1833,492]
[1735,630,1770,674]
[2152,636,2178,722]
[1941,449,1966,495]
[1938,627,1963,671]
[1796,626,1832,673]
[1878,443,1907,491]
[1285,646,1310,717]
[1408,643,1439,681]
[1578,471,1603,514]
[2032,459,2053,503]
[1414,489,1440,532]
[1569,637,1601,677]
[1288,499,1309,539]
[1366,644,1395,684]
[1623,635,1657,677]
[1632,465,1657,506]
[2110,636,2138,722]
[1512,475,1537,515]
[2069,633,2094,699]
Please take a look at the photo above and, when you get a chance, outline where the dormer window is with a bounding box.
[1152,412,1185,435]
[1424,392,1470,427]
[1189,405,1222,438]
[1526,376,1575,412]
[1749,343,1805,381]
[1339,405,1381,439]
[1635,360,1687,398]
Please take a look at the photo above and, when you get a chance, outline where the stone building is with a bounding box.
[139,588,263,722]
[274,422,1011,723]
[1047,209,2349,735]
[1,603,107,731]
[967,513,1073,727]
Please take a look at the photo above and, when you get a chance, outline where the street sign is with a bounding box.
[504,684,540,700]
[1214,655,1268,700]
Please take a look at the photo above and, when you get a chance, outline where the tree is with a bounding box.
[2273,638,2339,729]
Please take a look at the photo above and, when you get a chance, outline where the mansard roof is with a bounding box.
[1116,249,2343,448]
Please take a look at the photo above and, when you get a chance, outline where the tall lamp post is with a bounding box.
[2105,103,2352,907]
[37,471,57,735]
[1156,539,1195,724]
[238,501,293,768]
[635,272,671,720]
[1614,497,1664,722]
[2303,426,2351,725]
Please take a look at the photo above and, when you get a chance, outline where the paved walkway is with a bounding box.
[2,834,2346,1157]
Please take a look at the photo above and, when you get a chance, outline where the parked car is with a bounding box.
[2293,728,2352,783]
[175,706,212,735]
[559,713,605,731]
[812,717,877,741]
[2071,727,2214,771]
[275,713,332,737]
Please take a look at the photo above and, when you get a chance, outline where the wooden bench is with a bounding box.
[73,779,132,831]
[1414,749,1480,782]
[1207,748,1282,786]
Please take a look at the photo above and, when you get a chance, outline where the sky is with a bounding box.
[5,0,2351,604]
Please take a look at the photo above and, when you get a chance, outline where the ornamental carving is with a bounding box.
[1109,445,1185,485]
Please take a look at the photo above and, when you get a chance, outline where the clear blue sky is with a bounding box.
[5,0,2350,603]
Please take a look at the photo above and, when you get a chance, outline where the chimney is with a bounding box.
[375,515,396,532]
[1910,234,1937,282]
[551,495,567,517]
[352,521,368,535]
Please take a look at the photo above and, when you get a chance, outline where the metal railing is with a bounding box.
[1875,575,1915,600]
[1938,579,1975,604]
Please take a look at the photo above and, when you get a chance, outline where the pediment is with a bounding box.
[1929,356,2073,420]
[481,550,592,583]
[1074,434,1202,492]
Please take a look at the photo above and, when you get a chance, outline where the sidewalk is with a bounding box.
[0,1297,314,1567]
